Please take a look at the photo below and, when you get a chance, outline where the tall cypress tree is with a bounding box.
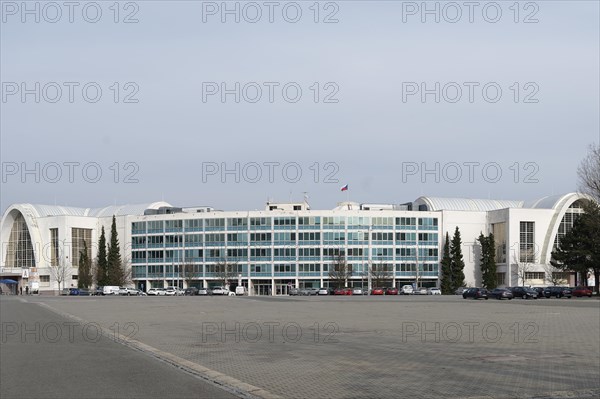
[440,232,453,294]
[450,227,466,290]
[78,240,92,289]
[107,215,124,286]
[478,232,497,289]
[96,226,108,286]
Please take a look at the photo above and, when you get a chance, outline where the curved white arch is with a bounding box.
[1,204,45,269]
[540,193,596,264]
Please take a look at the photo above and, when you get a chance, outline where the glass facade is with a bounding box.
[129,213,441,292]
[5,213,36,268]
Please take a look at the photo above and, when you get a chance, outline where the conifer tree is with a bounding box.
[440,232,453,294]
[450,227,466,290]
[95,226,108,286]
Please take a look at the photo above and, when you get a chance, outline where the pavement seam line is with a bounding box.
[33,300,281,399]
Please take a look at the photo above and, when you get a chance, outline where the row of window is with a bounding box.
[132,232,439,246]
[132,217,439,233]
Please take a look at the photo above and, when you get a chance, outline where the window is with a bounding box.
[299,248,320,257]
[396,217,416,227]
[418,218,438,229]
[147,220,164,233]
[274,217,296,226]
[205,218,225,228]
[274,264,296,272]
[132,221,146,234]
[520,222,535,262]
[40,275,50,283]
[165,220,183,231]
[72,275,78,280]
[50,228,59,266]
[71,228,92,269]
[5,213,36,268]
[496,272,506,285]
[185,219,202,230]
[250,233,271,242]
[298,216,320,226]
[525,272,545,280]
[250,217,271,228]
[228,218,247,227]
[185,234,202,245]
[299,232,320,241]
[492,223,506,263]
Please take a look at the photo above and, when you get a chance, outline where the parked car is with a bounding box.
[413,287,428,295]
[543,286,572,298]
[67,288,80,296]
[102,286,120,296]
[571,286,592,298]
[288,287,300,296]
[386,287,399,295]
[147,288,165,296]
[371,287,385,295]
[317,287,331,295]
[489,288,514,300]
[184,287,199,296]
[454,287,467,295]
[93,286,104,296]
[60,288,71,296]
[510,286,539,299]
[532,287,546,298]
[427,287,442,295]
[462,288,489,300]
[211,286,234,296]
[400,285,413,295]
[235,286,248,296]
[352,287,366,295]
[77,288,91,296]
[197,287,212,296]
[119,287,139,296]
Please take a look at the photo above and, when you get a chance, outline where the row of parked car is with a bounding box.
[462,286,594,300]
[288,286,442,296]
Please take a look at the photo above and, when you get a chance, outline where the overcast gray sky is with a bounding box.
[1,1,599,212]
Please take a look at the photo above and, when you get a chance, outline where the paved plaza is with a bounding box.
[2,295,599,399]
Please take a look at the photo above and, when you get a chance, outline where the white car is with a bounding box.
[211,286,230,295]
[400,285,414,295]
[427,287,442,295]
[318,287,330,295]
[352,288,365,295]
[147,288,165,296]
[118,287,139,296]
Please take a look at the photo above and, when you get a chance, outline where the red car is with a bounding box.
[572,287,593,297]
[334,288,353,295]
[371,287,385,295]
[385,287,399,295]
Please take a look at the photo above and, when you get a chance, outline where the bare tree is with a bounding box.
[328,252,352,289]
[578,143,600,201]
[180,263,201,288]
[369,261,393,288]
[48,260,71,293]
[214,258,237,289]
[511,252,535,286]
[543,263,568,286]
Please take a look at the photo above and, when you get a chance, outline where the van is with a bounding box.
[235,286,248,296]
[102,286,120,295]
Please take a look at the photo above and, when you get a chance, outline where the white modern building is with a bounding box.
[0,193,592,295]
